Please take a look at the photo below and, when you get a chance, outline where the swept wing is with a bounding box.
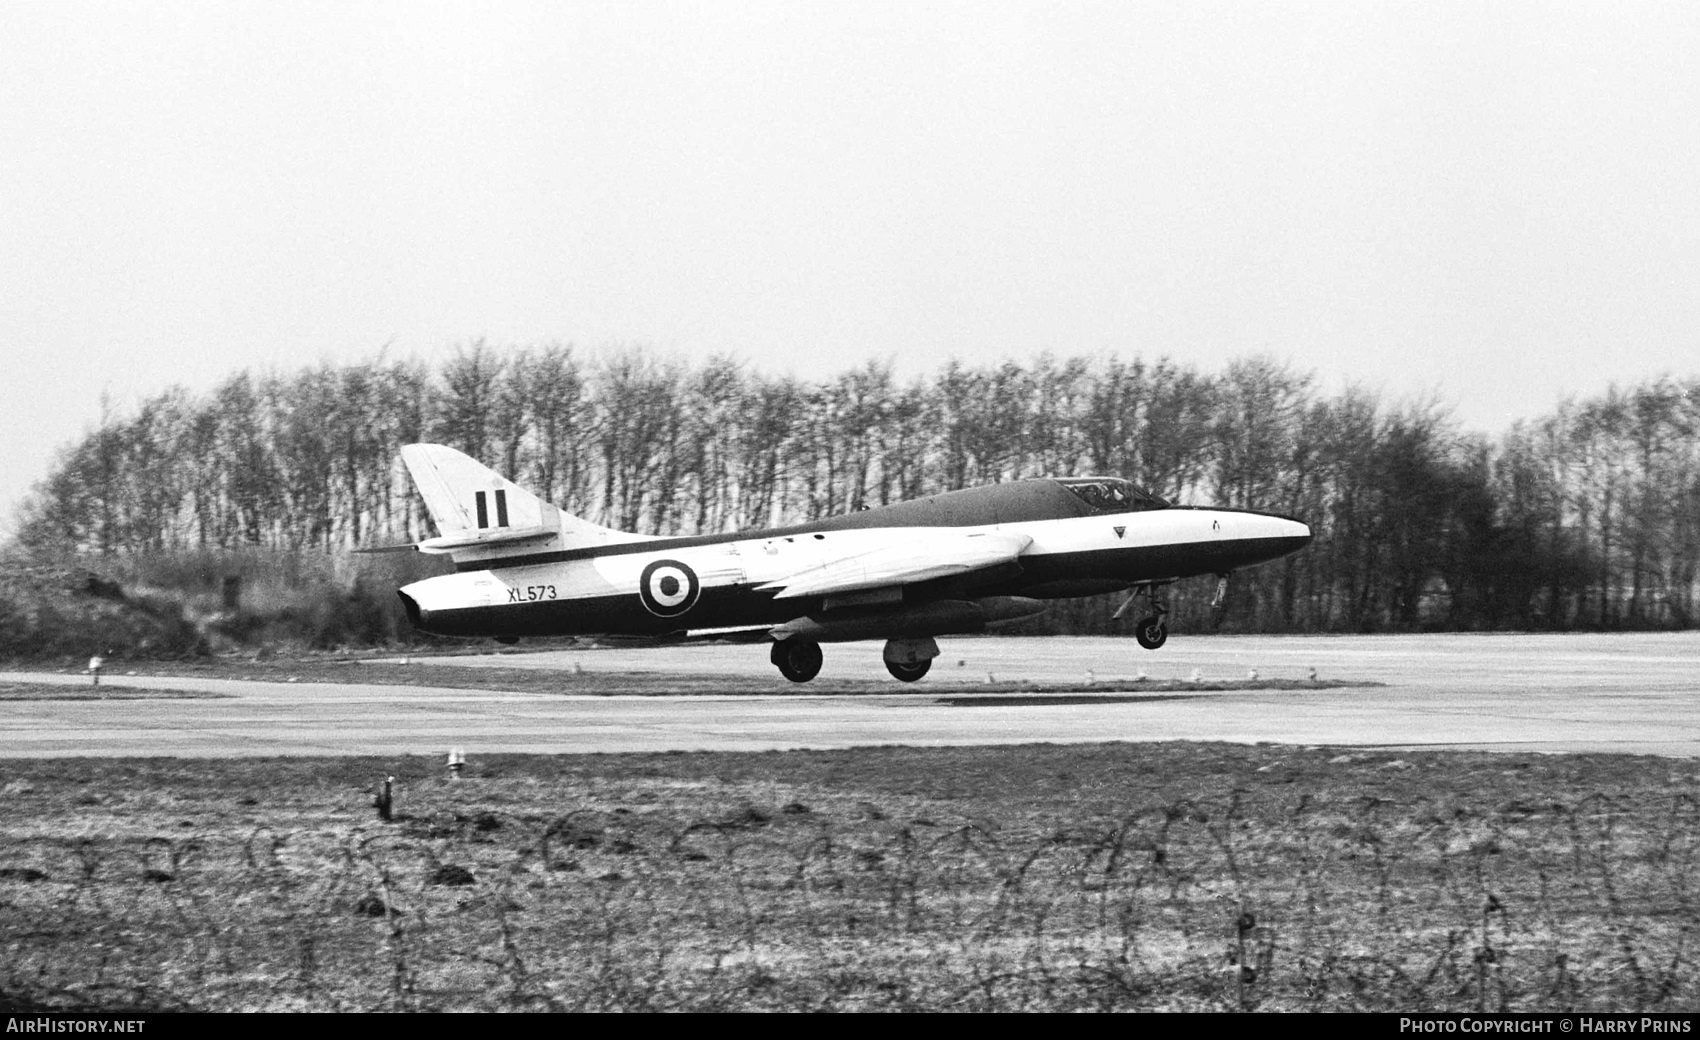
[755,529,1032,600]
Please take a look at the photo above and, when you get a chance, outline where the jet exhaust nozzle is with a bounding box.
[397,590,425,630]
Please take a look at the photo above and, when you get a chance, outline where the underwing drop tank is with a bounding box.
[770,596,1047,643]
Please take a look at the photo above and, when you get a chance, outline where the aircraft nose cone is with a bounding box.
[1284,517,1313,552]
[1229,512,1313,563]
[1260,516,1312,557]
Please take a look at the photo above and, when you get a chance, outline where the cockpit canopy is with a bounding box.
[1055,477,1169,513]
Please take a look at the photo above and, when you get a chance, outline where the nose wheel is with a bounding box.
[771,638,823,683]
[1115,581,1173,651]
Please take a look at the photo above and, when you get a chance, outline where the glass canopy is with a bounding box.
[1055,477,1170,513]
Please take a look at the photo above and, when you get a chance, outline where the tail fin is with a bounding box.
[398,444,649,563]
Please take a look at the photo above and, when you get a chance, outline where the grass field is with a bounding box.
[3,741,1697,1012]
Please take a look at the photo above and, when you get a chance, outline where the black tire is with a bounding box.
[1135,616,1168,650]
[885,658,932,682]
[772,639,823,683]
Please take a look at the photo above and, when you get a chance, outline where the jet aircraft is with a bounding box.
[381,444,1312,682]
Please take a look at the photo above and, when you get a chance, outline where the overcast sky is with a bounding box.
[4,1,1698,535]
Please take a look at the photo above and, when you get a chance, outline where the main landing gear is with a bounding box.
[882,637,939,682]
[769,636,941,683]
[886,659,932,682]
[771,638,823,683]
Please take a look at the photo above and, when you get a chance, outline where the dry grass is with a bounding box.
[90,653,1373,698]
[3,744,1697,1011]
[0,682,227,701]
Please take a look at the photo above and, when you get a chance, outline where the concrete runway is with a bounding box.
[3,632,1698,758]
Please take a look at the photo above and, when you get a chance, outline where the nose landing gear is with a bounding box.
[1115,581,1173,651]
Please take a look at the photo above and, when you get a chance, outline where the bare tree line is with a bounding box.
[16,344,1700,634]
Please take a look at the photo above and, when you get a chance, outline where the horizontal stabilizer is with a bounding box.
[417,525,558,554]
[759,530,1032,600]
[353,525,558,555]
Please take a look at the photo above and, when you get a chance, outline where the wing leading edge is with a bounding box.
[755,529,1032,600]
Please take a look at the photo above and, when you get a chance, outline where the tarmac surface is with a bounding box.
[3,632,1698,758]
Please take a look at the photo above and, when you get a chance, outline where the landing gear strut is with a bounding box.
[771,638,823,683]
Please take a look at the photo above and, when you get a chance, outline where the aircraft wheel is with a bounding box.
[885,658,932,682]
[771,639,824,683]
[1135,616,1168,650]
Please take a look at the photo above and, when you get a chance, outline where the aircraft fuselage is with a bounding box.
[399,479,1311,646]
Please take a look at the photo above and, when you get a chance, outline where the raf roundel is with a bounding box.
[638,559,701,617]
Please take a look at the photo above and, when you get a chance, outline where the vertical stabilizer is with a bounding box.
[400,444,544,535]
[399,444,650,562]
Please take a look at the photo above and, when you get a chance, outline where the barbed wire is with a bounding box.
[4,790,1698,1011]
